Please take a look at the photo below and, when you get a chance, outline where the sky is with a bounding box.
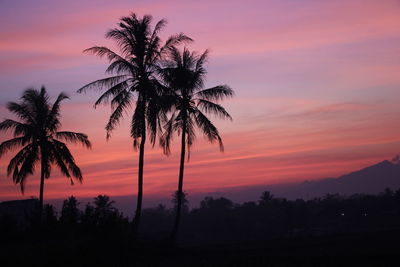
[0,0,400,207]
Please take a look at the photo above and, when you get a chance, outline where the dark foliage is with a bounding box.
[60,196,80,225]
[1,189,400,266]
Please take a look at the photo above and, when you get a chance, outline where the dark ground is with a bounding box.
[1,228,399,266]
[1,191,400,266]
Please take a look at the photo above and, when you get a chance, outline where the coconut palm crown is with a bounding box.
[0,87,91,210]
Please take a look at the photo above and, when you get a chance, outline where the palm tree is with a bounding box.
[0,87,91,214]
[60,196,81,225]
[77,13,191,236]
[93,195,117,222]
[159,47,234,241]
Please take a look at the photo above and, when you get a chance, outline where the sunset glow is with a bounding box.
[1,0,400,204]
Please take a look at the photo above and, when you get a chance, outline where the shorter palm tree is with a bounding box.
[159,47,234,241]
[0,87,91,213]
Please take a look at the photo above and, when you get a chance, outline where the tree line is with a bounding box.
[1,188,400,244]
[0,13,233,241]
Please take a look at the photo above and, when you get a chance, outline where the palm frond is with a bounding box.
[182,47,196,69]
[145,35,162,66]
[169,46,183,67]
[23,87,49,122]
[52,140,83,182]
[149,18,167,46]
[0,119,31,137]
[21,88,45,105]
[110,85,133,110]
[6,102,35,125]
[83,46,128,64]
[193,109,224,152]
[146,91,175,146]
[105,90,133,139]
[145,19,167,65]
[94,80,131,107]
[195,85,234,101]
[45,92,69,132]
[146,98,161,146]
[77,75,128,93]
[160,112,176,155]
[50,141,71,178]
[13,144,39,193]
[197,99,232,120]
[195,49,209,72]
[105,59,135,74]
[0,137,30,157]
[161,33,193,56]
[55,131,92,148]
[7,144,34,177]
[106,29,136,57]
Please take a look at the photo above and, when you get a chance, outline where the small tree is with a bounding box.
[60,196,81,225]
[259,191,274,205]
[172,190,189,214]
[43,204,58,225]
[93,195,119,225]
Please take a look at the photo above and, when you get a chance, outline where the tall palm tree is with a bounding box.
[159,47,234,241]
[77,13,191,236]
[0,87,91,213]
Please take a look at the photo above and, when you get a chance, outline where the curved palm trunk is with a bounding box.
[133,127,146,239]
[170,119,186,242]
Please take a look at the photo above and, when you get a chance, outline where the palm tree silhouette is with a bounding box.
[77,13,191,236]
[0,87,91,214]
[60,196,81,225]
[159,47,234,241]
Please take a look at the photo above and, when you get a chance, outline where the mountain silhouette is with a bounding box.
[271,159,400,199]
[191,158,400,203]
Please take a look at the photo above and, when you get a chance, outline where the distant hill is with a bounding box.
[266,159,400,199]
[193,158,400,203]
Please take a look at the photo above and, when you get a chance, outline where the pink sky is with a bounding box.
[0,0,400,203]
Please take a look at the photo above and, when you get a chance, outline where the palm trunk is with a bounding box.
[170,119,186,242]
[133,127,146,239]
[39,156,45,222]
